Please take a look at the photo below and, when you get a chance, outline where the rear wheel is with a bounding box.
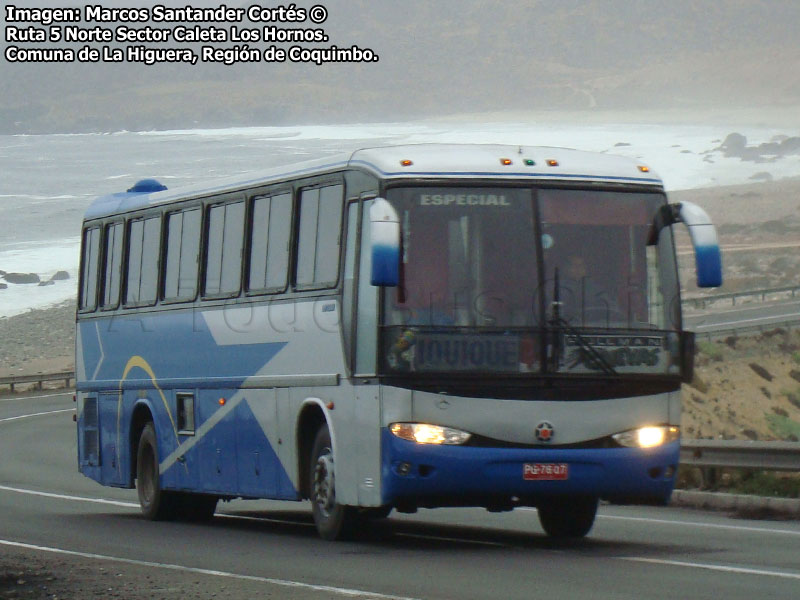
[537,497,598,538]
[136,423,178,520]
[309,424,359,540]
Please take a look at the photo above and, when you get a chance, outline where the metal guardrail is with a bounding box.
[680,439,800,472]
[0,370,74,392]
[692,318,800,341]
[684,285,800,309]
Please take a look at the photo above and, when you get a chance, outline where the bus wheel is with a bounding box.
[309,424,359,540]
[136,423,177,520]
[537,497,598,538]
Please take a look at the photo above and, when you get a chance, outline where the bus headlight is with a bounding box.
[612,426,679,448]
[390,423,472,445]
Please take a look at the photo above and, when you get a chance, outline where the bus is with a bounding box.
[76,143,722,540]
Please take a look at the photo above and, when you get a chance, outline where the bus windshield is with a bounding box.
[381,186,681,377]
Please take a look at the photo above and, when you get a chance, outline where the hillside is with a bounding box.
[684,330,800,441]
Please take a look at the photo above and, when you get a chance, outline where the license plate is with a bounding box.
[523,463,569,481]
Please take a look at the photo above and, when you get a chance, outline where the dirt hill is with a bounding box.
[684,329,800,440]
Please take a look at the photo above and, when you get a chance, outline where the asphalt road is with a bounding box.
[684,299,800,336]
[1,392,799,599]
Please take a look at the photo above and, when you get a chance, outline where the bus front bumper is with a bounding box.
[381,429,679,509]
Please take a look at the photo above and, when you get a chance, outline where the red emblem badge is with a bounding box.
[535,421,555,443]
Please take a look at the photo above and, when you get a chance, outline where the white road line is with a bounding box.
[598,514,800,536]
[0,485,138,508]
[0,391,73,402]
[620,556,800,581]
[0,408,74,423]
[519,508,800,537]
[0,539,423,600]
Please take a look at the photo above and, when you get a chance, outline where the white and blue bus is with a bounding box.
[76,144,721,540]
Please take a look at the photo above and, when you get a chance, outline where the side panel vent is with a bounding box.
[83,397,100,466]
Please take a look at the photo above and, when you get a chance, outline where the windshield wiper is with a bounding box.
[549,267,617,376]
[551,316,618,376]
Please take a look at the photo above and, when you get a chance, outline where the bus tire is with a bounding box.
[309,424,359,540]
[537,497,598,538]
[136,422,177,521]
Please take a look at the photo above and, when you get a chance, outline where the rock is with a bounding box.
[790,370,800,384]
[0,283,6,290]
[742,429,759,440]
[749,363,773,381]
[0,269,5,276]
[38,280,55,287]
[772,406,788,417]
[2,272,40,284]
[749,171,773,182]
[718,132,747,156]
[49,271,70,281]
[614,142,631,147]
[779,136,800,154]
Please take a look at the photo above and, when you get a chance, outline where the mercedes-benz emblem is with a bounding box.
[535,421,555,443]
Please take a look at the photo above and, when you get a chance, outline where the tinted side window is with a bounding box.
[249,192,292,292]
[139,217,160,304]
[164,209,201,301]
[205,201,244,296]
[80,227,101,311]
[125,220,144,304]
[102,222,123,308]
[296,184,342,288]
[125,215,160,305]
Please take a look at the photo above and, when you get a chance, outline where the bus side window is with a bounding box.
[79,227,101,311]
[101,222,123,309]
[248,192,292,292]
[296,184,343,289]
[164,209,201,301]
[204,201,245,297]
[125,216,161,306]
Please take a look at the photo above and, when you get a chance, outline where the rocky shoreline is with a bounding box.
[0,301,75,378]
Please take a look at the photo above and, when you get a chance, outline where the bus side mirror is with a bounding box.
[651,201,722,288]
[678,201,722,288]
[369,198,400,287]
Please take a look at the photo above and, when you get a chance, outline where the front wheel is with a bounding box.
[537,497,598,538]
[136,423,178,520]
[309,424,359,540]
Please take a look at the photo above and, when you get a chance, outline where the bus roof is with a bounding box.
[84,143,663,220]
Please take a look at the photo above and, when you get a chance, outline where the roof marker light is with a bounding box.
[638,165,650,173]
[400,159,413,167]
[546,159,559,167]
[524,159,536,166]
[127,178,167,193]
[500,158,513,166]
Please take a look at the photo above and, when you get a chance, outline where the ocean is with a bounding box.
[1,117,798,317]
